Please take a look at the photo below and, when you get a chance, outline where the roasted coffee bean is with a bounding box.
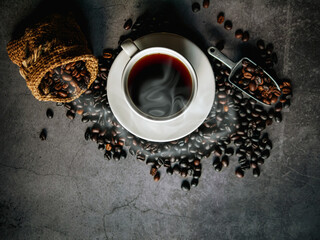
[221,155,229,167]
[217,12,224,24]
[123,19,133,30]
[192,2,200,12]
[275,102,282,112]
[173,164,181,175]
[274,112,282,123]
[225,147,234,156]
[253,167,260,177]
[215,162,223,172]
[154,172,160,182]
[261,150,270,160]
[180,168,188,178]
[191,178,199,187]
[181,180,191,191]
[203,0,210,8]
[257,39,265,50]
[242,31,250,42]
[166,167,173,175]
[104,151,112,160]
[46,108,54,119]
[84,128,91,141]
[234,29,243,39]
[224,20,232,30]
[212,156,220,167]
[250,161,258,169]
[266,43,274,54]
[40,129,47,140]
[66,110,75,120]
[235,167,244,178]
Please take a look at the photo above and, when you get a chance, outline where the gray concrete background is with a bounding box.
[0,0,320,239]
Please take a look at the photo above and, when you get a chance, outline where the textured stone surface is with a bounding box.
[0,0,320,239]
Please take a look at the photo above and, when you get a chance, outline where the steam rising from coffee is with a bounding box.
[128,54,193,118]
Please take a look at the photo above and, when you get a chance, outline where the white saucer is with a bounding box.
[107,33,215,142]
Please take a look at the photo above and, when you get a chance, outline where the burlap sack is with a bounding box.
[6,13,98,102]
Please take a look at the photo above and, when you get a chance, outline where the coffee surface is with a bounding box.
[127,53,192,118]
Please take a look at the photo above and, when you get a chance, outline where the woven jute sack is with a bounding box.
[6,13,98,102]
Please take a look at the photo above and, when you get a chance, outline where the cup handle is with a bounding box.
[121,39,139,58]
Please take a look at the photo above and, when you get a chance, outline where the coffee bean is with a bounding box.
[235,167,244,178]
[266,43,274,54]
[274,112,282,123]
[217,12,224,24]
[66,110,75,120]
[221,155,229,167]
[275,102,282,112]
[235,29,243,39]
[203,0,210,8]
[257,39,265,50]
[154,172,160,182]
[181,180,191,191]
[40,129,47,140]
[46,108,54,119]
[166,167,173,175]
[224,20,232,30]
[192,2,200,12]
[58,91,68,98]
[104,151,112,160]
[123,19,133,30]
[261,150,270,160]
[242,31,250,42]
[253,167,260,177]
[62,73,72,81]
[191,178,199,187]
[225,147,234,156]
[215,162,223,172]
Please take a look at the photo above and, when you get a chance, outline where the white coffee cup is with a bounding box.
[107,33,215,142]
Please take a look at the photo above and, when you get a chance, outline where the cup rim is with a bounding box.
[122,47,198,121]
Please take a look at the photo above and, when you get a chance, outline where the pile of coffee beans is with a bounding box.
[39,61,91,99]
[41,9,292,191]
[231,60,281,105]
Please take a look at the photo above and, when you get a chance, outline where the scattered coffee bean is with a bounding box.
[235,29,243,39]
[217,12,224,24]
[221,155,229,167]
[40,129,47,141]
[46,108,54,119]
[257,39,265,50]
[224,20,232,30]
[242,31,250,42]
[66,110,75,120]
[123,19,133,30]
[235,167,244,178]
[253,167,260,177]
[192,2,201,12]
[154,172,160,182]
[181,180,191,191]
[203,0,210,8]
[191,178,199,187]
[215,162,223,171]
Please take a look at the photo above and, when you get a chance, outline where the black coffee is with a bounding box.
[127,53,193,118]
